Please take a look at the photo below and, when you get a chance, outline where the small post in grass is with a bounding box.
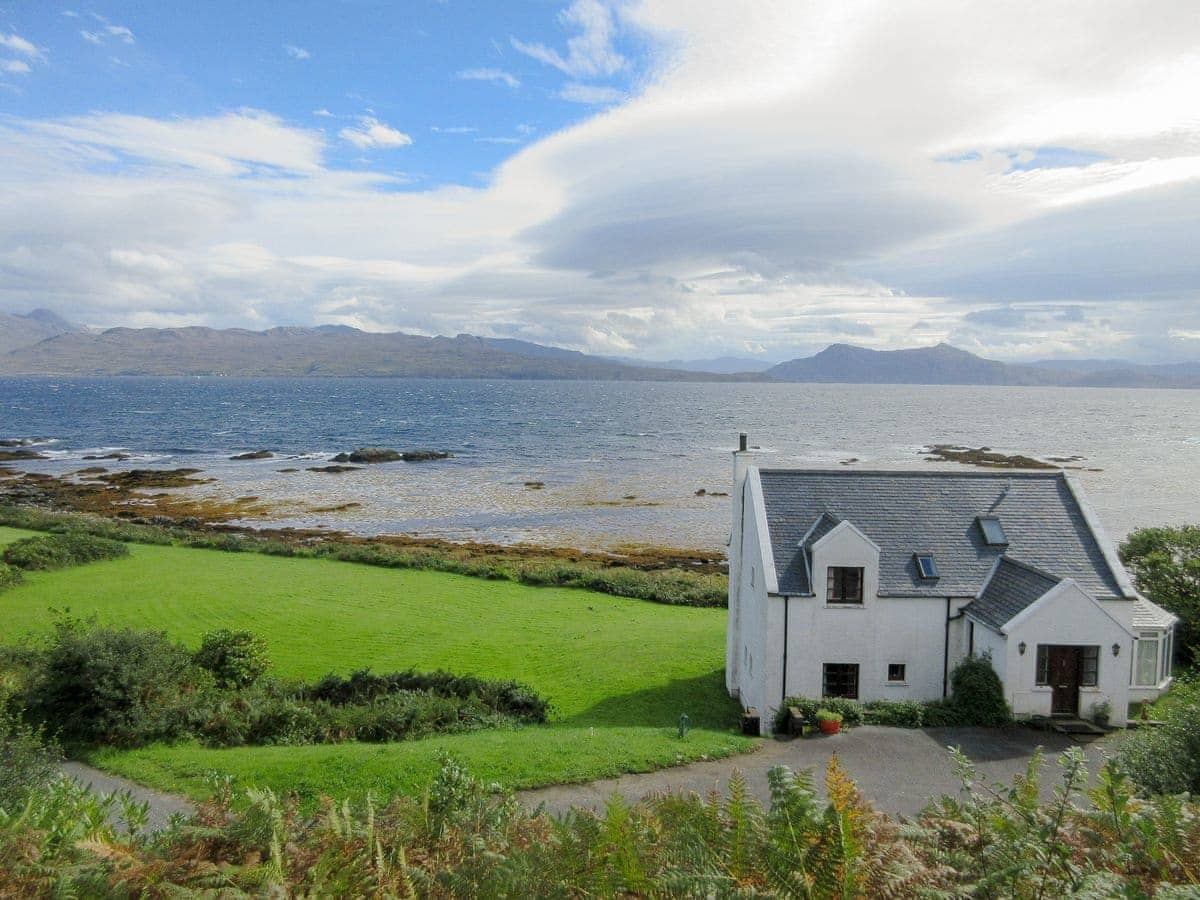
[678,712,691,738]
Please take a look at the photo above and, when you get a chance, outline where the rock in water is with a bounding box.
[230,450,274,460]
[401,450,452,462]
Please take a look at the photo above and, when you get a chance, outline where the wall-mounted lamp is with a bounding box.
[1018,642,1027,655]
[1112,643,1121,657]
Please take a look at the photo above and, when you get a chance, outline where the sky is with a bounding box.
[1,1,1198,363]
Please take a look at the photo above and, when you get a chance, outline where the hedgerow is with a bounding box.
[0,505,727,607]
[6,620,548,749]
[1,531,128,572]
[775,657,1010,732]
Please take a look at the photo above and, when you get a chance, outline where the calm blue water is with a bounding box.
[2,376,1198,550]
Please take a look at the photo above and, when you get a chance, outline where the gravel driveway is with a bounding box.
[520,725,1116,818]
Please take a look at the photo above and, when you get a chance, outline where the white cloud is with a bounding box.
[511,0,625,77]
[30,110,325,174]
[338,116,413,150]
[2,2,1200,362]
[456,67,520,88]
[558,82,623,104]
[432,125,478,134]
[2,60,31,75]
[81,24,134,45]
[475,136,521,144]
[0,32,38,56]
[285,44,310,60]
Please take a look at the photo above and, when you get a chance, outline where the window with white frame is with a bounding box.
[1135,631,1163,686]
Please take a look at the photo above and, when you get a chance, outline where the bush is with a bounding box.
[0,710,62,812]
[945,655,1011,726]
[1117,677,1200,795]
[1,532,128,571]
[863,699,925,727]
[9,623,550,749]
[4,752,1200,895]
[302,669,550,723]
[21,620,206,746]
[815,709,842,723]
[774,659,1009,733]
[194,629,271,688]
[0,562,22,591]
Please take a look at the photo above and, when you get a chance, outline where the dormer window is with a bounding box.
[914,553,939,580]
[826,566,864,604]
[977,516,1008,546]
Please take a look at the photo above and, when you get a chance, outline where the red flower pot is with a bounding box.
[818,719,841,735]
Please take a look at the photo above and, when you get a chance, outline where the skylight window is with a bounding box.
[915,553,939,579]
[978,517,1008,546]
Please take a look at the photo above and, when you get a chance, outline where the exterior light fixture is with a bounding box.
[1018,642,1027,655]
[1112,643,1121,657]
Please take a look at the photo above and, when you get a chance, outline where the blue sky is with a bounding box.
[0,2,1198,362]
[2,1,648,186]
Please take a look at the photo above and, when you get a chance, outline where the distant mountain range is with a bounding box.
[0,311,1196,387]
[0,308,86,355]
[0,320,738,381]
[761,343,1200,388]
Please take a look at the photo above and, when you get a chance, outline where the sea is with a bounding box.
[2,376,1198,552]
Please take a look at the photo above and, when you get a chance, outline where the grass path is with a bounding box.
[0,527,753,804]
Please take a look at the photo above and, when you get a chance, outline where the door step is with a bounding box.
[1049,718,1108,739]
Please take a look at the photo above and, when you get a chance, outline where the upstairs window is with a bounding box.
[914,553,939,580]
[826,566,864,604]
[977,517,1008,546]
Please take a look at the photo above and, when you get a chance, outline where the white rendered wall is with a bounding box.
[728,469,780,731]
[780,524,965,707]
[1002,582,1132,726]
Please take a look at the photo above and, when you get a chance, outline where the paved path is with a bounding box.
[520,726,1115,818]
[62,761,195,833]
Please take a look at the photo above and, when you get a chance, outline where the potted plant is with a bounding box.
[816,709,843,735]
[1091,700,1112,728]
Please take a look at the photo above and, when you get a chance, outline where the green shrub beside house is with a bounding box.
[776,656,1012,732]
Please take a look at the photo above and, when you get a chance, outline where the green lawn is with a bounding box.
[0,526,753,804]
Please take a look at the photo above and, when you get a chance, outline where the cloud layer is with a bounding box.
[2,1,1199,362]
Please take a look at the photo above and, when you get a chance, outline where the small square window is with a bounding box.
[978,517,1008,546]
[887,663,906,682]
[914,554,939,579]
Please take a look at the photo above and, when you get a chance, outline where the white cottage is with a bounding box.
[726,436,1177,732]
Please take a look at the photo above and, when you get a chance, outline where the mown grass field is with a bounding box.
[0,526,753,804]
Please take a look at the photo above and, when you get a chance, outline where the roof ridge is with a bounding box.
[756,468,1065,479]
[996,554,1063,585]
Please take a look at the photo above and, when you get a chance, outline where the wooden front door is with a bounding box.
[1048,647,1081,717]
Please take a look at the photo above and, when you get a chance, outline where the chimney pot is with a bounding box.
[738,432,748,452]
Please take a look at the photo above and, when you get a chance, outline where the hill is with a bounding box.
[0,324,736,381]
[765,343,1200,388]
[0,308,87,355]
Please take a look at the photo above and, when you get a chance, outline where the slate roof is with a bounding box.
[962,557,1060,630]
[1131,597,1178,629]
[756,469,1128,600]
